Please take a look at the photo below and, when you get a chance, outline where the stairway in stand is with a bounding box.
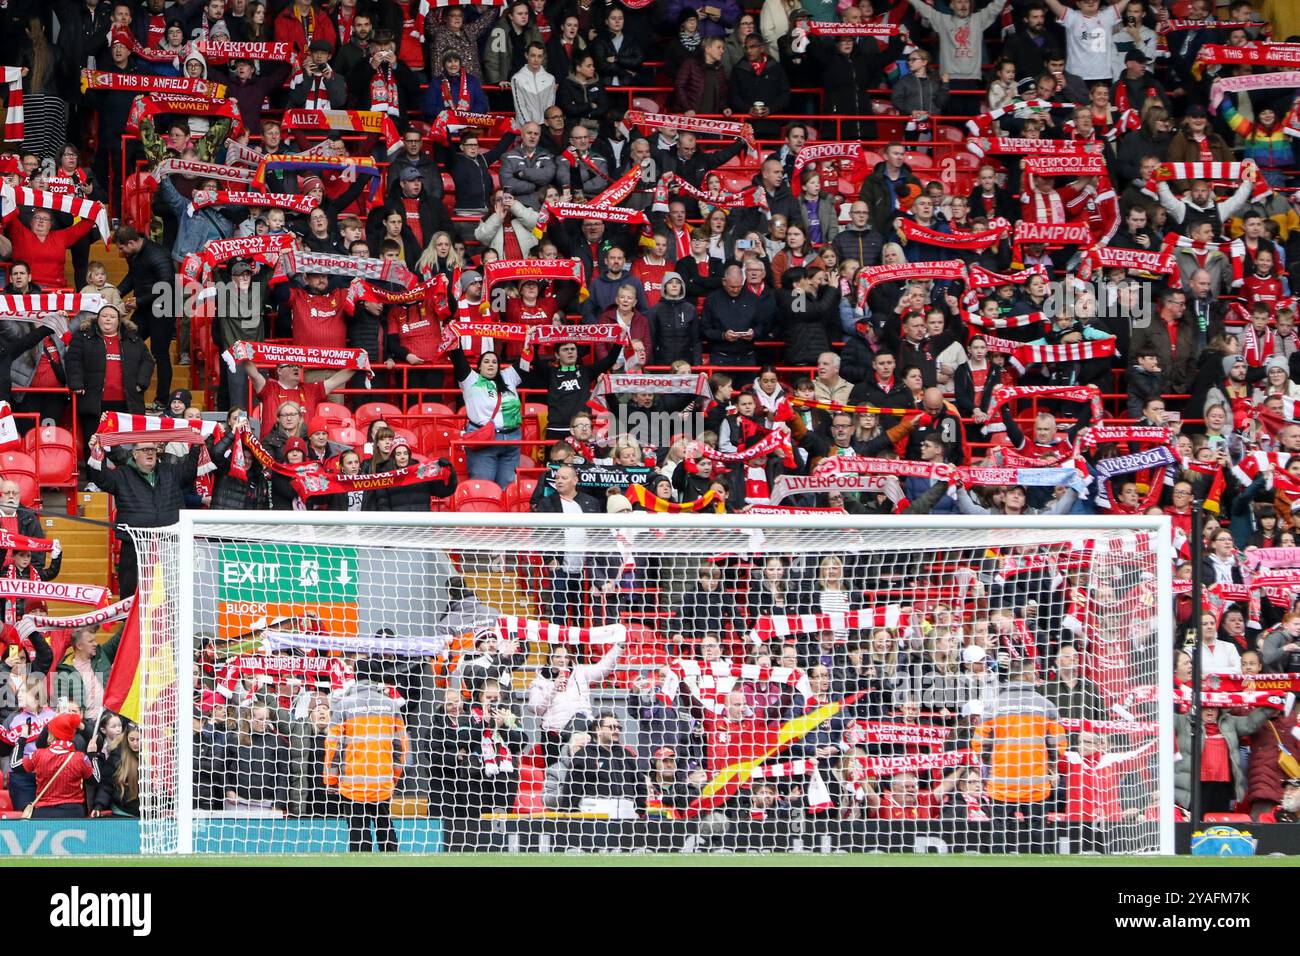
[71,247,206,411]
[37,492,116,617]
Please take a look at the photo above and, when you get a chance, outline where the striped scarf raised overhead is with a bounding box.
[1008,337,1116,375]
[749,606,914,645]
[494,616,625,645]
[1155,161,1248,182]
[2,67,21,143]
[0,185,110,245]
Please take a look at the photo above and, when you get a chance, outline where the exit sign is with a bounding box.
[217,544,360,604]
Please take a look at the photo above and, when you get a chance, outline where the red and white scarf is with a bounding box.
[967,264,1046,290]
[854,259,967,298]
[1197,42,1300,67]
[658,172,768,211]
[221,341,374,381]
[985,384,1103,433]
[519,323,633,371]
[129,93,244,138]
[22,595,135,631]
[750,606,913,645]
[1008,337,1116,375]
[190,190,317,216]
[1155,161,1248,182]
[897,218,1008,250]
[0,186,110,245]
[291,460,454,498]
[2,67,21,143]
[470,704,514,776]
[659,658,812,713]
[767,473,891,504]
[369,63,401,118]
[95,411,219,446]
[1210,70,1300,111]
[495,616,625,645]
[277,251,414,287]
[960,306,1049,330]
[1078,244,1178,281]
[966,100,1078,137]
[483,258,584,300]
[80,69,226,97]
[153,158,259,185]
[182,233,297,285]
[792,141,870,181]
[1023,154,1107,177]
[623,109,757,149]
[966,135,1097,158]
[0,580,109,606]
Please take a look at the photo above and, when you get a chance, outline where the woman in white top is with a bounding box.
[528,642,624,762]
[448,344,524,487]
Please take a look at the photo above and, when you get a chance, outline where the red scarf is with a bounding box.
[441,71,469,111]
[471,704,514,776]
[1,561,41,624]
[370,64,400,117]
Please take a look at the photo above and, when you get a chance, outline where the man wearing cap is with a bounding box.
[288,39,349,109]
[372,165,454,252]
[245,360,351,436]
[388,128,443,201]
[1112,48,1169,115]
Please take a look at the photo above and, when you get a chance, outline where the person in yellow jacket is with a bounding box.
[323,674,411,852]
[973,657,1066,854]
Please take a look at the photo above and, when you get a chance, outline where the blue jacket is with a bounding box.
[903,475,957,513]
[155,175,239,264]
[423,72,489,118]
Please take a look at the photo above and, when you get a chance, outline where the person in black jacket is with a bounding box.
[345,32,421,128]
[530,339,622,441]
[87,436,201,597]
[66,306,155,461]
[821,35,882,141]
[371,166,454,253]
[439,128,518,219]
[208,409,264,510]
[700,264,772,380]
[589,6,643,86]
[371,441,458,510]
[729,33,790,140]
[650,272,702,366]
[0,322,57,410]
[779,266,841,366]
[556,52,610,130]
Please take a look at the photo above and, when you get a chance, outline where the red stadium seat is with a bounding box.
[631,95,662,113]
[121,171,157,234]
[1202,813,1252,823]
[406,401,456,419]
[903,151,934,170]
[24,426,77,513]
[935,125,965,144]
[355,402,403,433]
[313,402,353,428]
[327,425,363,448]
[393,426,418,448]
[955,152,982,171]
[452,479,505,512]
[523,402,548,437]
[0,451,40,508]
[505,478,536,512]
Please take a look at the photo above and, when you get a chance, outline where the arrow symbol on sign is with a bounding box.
[337,560,352,585]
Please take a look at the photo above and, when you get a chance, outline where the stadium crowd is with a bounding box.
[0,0,1297,848]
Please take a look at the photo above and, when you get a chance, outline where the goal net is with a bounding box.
[133,514,1173,856]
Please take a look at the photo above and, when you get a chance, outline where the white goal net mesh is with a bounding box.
[133,518,1169,855]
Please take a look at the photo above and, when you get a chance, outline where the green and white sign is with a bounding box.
[217,544,359,603]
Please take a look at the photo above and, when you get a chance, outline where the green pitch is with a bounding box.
[10,854,1298,867]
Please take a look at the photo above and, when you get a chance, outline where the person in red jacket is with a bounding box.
[705,690,776,773]
[5,210,97,290]
[274,0,337,57]
[16,712,100,818]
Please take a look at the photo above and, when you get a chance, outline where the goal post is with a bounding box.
[134,513,1174,856]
